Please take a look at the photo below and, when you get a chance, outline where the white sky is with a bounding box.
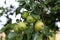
[0,0,60,30]
[0,0,20,29]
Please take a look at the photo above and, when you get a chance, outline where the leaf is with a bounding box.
[8,32,17,38]
[43,26,50,36]
[31,14,40,20]
[41,2,46,8]
[37,35,42,40]
[0,7,5,16]
[24,4,30,10]
[15,6,21,14]
[1,23,16,34]
[8,32,18,39]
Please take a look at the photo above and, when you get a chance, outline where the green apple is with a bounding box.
[18,22,27,31]
[35,21,44,31]
[14,25,19,32]
[27,16,35,23]
[22,11,29,19]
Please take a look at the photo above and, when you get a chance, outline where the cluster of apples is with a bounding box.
[14,11,44,32]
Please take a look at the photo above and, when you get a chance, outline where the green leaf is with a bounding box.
[7,32,20,40]
[41,2,46,8]
[37,35,42,40]
[8,32,17,39]
[43,26,50,36]
[31,14,40,20]
[1,23,16,34]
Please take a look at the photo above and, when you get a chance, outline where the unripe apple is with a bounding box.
[35,21,44,31]
[27,16,35,23]
[22,11,29,19]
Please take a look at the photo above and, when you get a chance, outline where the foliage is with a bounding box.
[0,0,60,40]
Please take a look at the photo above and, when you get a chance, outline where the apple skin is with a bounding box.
[22,11,29,19]
[14,22,27,32]
[35,21,44,31]
[18,22,27,31]
[27,16,35,23]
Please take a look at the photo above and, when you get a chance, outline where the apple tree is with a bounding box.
[0,0,60,40]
